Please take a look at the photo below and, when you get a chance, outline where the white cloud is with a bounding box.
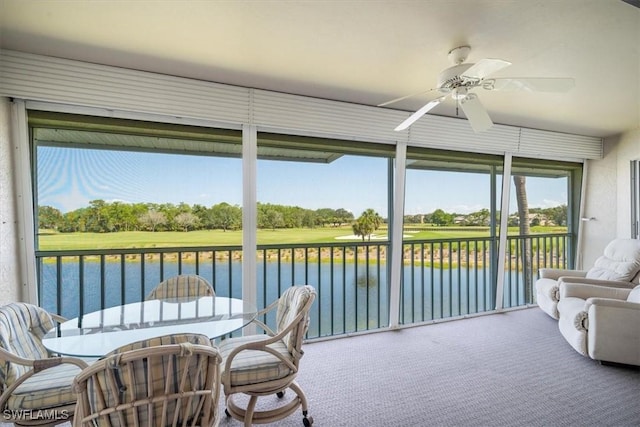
[53,192,89,213]
[538,199,563,208]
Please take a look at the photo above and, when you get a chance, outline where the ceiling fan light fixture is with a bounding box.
[451,87,468,100]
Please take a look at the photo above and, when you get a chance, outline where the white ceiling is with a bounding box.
[1,0,639,138]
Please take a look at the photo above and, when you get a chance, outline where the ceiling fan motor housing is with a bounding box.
[437,63,475,93]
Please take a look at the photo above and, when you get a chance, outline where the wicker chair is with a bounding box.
[220,285,316,427]
[72,333,222,427]
[145,274,215,301]
[0,302,89,427]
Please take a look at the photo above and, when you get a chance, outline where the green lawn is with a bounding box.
[39,228,358,250]
[38,225,567,250]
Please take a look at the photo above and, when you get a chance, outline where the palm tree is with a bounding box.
[513,176,532,302]
[353,209,383,241]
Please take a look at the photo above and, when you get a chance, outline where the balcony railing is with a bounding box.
[35,233,570,339]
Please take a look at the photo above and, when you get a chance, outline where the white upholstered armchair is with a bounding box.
[535,238,640,319]
[557,282,640,366]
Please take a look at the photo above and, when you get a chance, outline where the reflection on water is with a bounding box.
[356,270,378,288]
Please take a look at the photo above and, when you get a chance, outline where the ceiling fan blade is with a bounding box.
[486,77,575,92]
[394,96,446,131]
[378,88,437,107]
[462,58,511,80]
[460,94,493,133]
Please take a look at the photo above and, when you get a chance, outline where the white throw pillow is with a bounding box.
[586,239,640,281]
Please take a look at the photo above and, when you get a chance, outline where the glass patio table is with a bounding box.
[43,296,256,357]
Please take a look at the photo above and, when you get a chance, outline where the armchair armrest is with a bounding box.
[539,268,588,280]
[0,345,40,367]
[50,313,67,324]
[222,332,297,394]
[245,297,280,337]
[559,276,636,288]
[0,347,88,411]
[585,297,640,312]
[560,282,633,300]
[585,297,640,365]
[222,305,308,379]
[223,334,296,373]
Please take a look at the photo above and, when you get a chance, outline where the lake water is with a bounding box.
[39,259,525,338]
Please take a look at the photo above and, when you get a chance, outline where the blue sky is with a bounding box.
[37,147,567,217]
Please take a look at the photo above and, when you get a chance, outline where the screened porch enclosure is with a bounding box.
[32,112,578,338]
[36,233,571,339]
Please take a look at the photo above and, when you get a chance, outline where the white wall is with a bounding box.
[615,129,640,237]
[0,97,21,304]
[581,128,640,266]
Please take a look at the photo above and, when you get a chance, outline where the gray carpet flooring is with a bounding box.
[230,307,639,427]
[4,308,638,427]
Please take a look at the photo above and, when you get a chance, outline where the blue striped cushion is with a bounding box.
[0,303,55,386]
[220,335,293,386]
[145,274,215,300]
[87,333,214,427]
[105,332,211,355]
[276,286,314,353]
[7,362,82,410]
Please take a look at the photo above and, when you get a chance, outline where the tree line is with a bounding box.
[403,205,567,227]
[38,200,567,236]
[38,200,357,233]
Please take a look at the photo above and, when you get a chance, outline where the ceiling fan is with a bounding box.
[381,45,575,133]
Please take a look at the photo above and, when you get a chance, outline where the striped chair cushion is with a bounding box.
[0,303,55,386]
[105,332,212,354]
[86,333,213,427]
[220,335,293,386]
[145,274,215,301]
[276,286,314,353]
[6,362,83,410]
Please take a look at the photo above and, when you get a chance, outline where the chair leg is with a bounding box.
[244,395,259,427]
[226,394,260,426]
[290,381,313,426]
[226,383,312,425]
